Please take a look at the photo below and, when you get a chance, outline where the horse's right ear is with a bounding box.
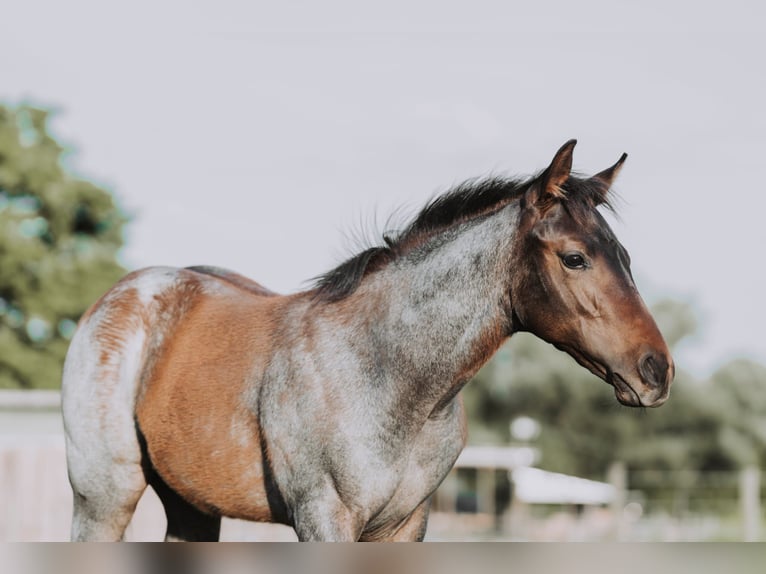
[591,152,628,190]
[526,139,577,209]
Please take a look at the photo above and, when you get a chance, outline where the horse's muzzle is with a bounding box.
[639,352,673,389]
[613,352,674,408]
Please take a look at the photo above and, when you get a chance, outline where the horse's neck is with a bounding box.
[359,203,519,416]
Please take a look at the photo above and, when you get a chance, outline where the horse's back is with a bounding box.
[184,265,278,297]
[64,265,279,406]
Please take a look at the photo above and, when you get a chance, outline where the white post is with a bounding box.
[740,466,761,542]
[437,469,459,514]
[476,468,495,515]
[607,461,627,540]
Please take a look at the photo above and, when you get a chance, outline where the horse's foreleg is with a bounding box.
[360,498,431,542]
[291,493,366,541]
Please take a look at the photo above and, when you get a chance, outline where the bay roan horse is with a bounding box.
[62,140,674,541]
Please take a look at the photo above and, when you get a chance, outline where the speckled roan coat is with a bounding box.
[61,141,674,541]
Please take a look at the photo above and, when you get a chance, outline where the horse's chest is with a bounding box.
[369,398,467,531]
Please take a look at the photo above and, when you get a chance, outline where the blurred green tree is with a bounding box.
[0,104,126,389]
[708,359,766,468]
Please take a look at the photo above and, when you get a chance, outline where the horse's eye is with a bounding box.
[561,253,587,269]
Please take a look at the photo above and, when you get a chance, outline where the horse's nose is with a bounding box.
[639,352,672,388]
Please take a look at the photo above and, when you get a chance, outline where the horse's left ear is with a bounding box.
[591,153,628,195]
[525,139,577,210]
[541,139,577,199]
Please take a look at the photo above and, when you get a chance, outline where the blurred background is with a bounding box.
[1,0,765,541]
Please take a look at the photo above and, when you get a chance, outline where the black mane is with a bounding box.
[312,171,615,302]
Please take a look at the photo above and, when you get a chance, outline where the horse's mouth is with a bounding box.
[555,344,643,407]
[608,372,643,407]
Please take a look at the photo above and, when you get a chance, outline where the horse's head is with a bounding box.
[511,140,674,407]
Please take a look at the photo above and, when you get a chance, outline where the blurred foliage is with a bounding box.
[0,104,126,388]
[464,298,766,486]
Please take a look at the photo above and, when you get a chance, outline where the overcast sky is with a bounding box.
[2,0,764,377]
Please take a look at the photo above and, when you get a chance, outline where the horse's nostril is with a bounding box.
[640,353,670,386]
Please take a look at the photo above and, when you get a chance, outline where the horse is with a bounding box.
[61,140,674,541]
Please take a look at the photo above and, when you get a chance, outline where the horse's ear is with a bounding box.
[591,153,628,197]
[535,139,576,204]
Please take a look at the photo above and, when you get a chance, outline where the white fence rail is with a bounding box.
[1,391,763,541]
[0,391,69,541]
